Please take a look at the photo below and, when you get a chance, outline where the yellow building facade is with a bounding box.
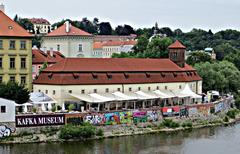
[0,11,33,90]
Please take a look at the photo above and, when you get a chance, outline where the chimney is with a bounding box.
[0,3,5,13]
[50,48,54,57]
[32,45,38,50]
[65,21,70,33]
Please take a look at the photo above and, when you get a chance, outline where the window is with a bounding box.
[45,90,48,94]
[57,45,60,51]
[53,90,56,95]
[117,88,121,92]
[68,90,72,94]
[32,66,36,73]
[10,57,15,69]
[179,85,182,89]
[0,57,2,68]
[0,40,3,49]
[21,76,26,85]
[38,90,41,92]
[156,86,159,90]
[93,89,97,93]
[81,90,85,94]
[9,40,15,49]
[21,57,26,69]
[129,87,132,92]
[20,40,26,49]
[1,106,6,113]
[148,87,151,91]
[0,76,2,83]
[138,87,141,91]
[10,76,15,82]
[165,86,168,90]
[105,88,109,93]
[79,44,83,52]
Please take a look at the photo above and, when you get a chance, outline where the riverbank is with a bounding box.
[1,109,239,144]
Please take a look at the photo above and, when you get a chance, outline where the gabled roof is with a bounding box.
[0,11,32,37]
[168,40,186,49]
[32,49,65,64]
[46,24,92,37]
[43,58,196,73]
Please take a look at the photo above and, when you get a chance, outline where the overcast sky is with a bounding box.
[2,0,240,32]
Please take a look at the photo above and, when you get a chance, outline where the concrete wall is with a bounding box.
[0,98,15,122]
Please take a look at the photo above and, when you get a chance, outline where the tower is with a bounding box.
[0,3,5,13]
[168,40,186,68]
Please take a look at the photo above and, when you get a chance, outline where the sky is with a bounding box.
[2,0,240,32]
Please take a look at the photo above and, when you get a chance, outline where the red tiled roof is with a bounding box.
[168,40,186,49]
[33,58,201,85]
[0,11,32,37]
[46,24,92,37]
[43,58,195,73]
[32,49,65,64]
[103,40,123,46]
[123,40,137,45]
[33,71,201,85]
[29,18,50,24]
[93,42,104,49]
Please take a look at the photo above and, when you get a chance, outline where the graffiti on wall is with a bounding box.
[105,112,120,125]
[215,102,225,113]
[147,111,161,122]
[133,111,147,123]
[198,106,210,116]
[0,125,14,138]
[188,107,198,116]
[119,111,133,124]
[84,114,105,125]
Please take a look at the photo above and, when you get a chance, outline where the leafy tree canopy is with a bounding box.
[186,51,212,66]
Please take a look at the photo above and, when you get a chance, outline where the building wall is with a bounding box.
[42,36,93,58]
[33,81,201,106]
[0,98,15,122]
[0,38,32,90]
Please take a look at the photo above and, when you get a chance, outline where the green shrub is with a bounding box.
[162,119,180,129]
[223,116,229,122]
[96,129,104,136]
[226,109,239,119]
[182,121,193,128]
[68,104,75,111]
[59,124,96,140]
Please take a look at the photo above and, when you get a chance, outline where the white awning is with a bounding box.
[135,91,158,100]
[89,93,115,102]
[112,91,138,101]
[153,90,174,99]
[179,84,202,99]
[70,93,104,103]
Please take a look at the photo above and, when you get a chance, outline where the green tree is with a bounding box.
[39,62,48,75]
[186,51,212,65]
[133,36,149,53]
[194,61,240,93]
[0,81,30,104]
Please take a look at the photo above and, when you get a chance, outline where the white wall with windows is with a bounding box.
[0,98,15,122]
[42,36,93,58]
[33,81,201,107]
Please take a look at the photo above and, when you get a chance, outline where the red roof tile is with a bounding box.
[0,11,32,37]
[168,40,186,49]
[46,24,92,37]
[43,58,195,73]
[93,42,104,49]
[32,49,65,64]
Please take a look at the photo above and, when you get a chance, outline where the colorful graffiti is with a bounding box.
[188,107,198,116]
[215,102,225,113]
[119,111,133,124]
[84,114,105,125]
[105,112,120,125]
[133,111,147,123]
[198,106,210,116]
[147,111,161,122]
[0,125,13,138]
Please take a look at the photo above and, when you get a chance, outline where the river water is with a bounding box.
[1,124,240,154]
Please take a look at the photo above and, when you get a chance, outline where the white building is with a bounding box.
[29,18,51,35]
[33,40,202,111]
[42,21,94,58]
[0,98,15,122]
[92,40,137,58]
